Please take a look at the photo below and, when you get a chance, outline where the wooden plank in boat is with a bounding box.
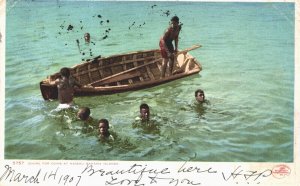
[110,64,124,76]
[87,64,92,83]
[145,65,155,80]
[121,56,135,85]
[94,71,141,86]
[73,55,157,77]
[89,58,162,86]
[149,63,161,78]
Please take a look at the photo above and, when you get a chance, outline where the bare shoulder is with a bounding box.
[166,26,173,33]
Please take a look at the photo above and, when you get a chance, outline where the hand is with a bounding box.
[42,79,49,83]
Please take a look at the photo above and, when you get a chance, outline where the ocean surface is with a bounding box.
[4,0,294,162]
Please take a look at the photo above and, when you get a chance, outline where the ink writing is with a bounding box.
[178,161,218,174]
[81,163,170,184]
[105,175,201,186]
[0,162,276,186]
[222,166,273,184]
[0,164,81,186]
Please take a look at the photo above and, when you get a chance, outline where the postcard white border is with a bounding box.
[0,0,299,185]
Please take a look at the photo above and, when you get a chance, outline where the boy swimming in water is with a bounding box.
[133,104,160,135]
[139,103,150,122]
[77,107,92,121]
[195,89,205,103]
[77,107,98,133]
[98,119,114,141]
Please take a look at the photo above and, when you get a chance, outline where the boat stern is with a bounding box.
[40,81,58,100]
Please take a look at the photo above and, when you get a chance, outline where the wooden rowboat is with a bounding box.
[40,45,202,100]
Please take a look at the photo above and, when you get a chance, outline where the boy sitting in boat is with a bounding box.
[77,107,98,133]
[98,119,114,141]
[49,67,82,108]
[159,16,182,78]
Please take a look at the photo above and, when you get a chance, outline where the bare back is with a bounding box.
[55,77,76,104]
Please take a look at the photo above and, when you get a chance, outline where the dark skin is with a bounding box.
[50,76,81,104]
[49,69,81,104]
[195,91,205,103]
[98,122,110,139]
[161,20,181,78]
[140,108,150,121]
[195,89,205,103]
[84,33,90,43]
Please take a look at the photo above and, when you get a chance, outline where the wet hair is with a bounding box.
[195,89,204,97]
[99,119,109,128]
[60,67,70,78]
[140,103,149,111]
[171,16,179,23]
[77,107,90,121]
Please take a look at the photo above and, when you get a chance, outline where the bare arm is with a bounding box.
[70,76,82,88]
[175,38,178,52]
[48,79,59,85]
[74,81,82,88]
[174,25,182,52]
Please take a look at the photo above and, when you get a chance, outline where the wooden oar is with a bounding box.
[87,45,201,86]
[175,44,201,56]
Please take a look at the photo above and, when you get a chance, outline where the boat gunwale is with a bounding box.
[79,67,201,91]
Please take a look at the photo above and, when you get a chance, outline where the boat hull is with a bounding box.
[40,47,202,100]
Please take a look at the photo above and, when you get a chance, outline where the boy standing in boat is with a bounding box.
[159,16,182,78]
[50,67,82,108]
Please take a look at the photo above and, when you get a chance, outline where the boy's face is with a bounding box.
[140,108,149,121]
[99,122,108,134]
[171,21,179,28]
[77,110,84,120]
[196,92,205,103]
[84,34,90,42]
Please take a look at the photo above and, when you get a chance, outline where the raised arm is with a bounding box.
[174,25,182,52]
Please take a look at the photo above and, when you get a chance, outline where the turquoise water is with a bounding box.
[5,1,294,161]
